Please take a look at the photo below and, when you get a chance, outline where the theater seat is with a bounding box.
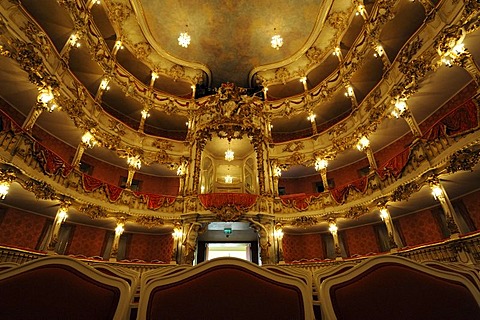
[319,255,480,320]
[138,257,314,320]
[0,262,19,271]
[0,255,131,320]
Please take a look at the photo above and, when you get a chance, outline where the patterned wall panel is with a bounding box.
[344,224,380,256]
[0,208,47,250]
[282,233,324,263]
[67,224,107,257]
[397,209,444,246]
[462,190,480,230]
[126,233,173,262]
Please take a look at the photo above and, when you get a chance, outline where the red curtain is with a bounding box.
[331,176,368,204]
[423,99,478,141]
[105,184,123,202]
[133,192,176,210]
[82,174,104,192]
[33,142,69,176]
[280,193,321,211]
[377,147,411,180]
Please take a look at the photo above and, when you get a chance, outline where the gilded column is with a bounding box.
[379,207,403,250]
[329,220,342,260]
[357,136,377,171]
[430,179,464,236]
[47,202,70,253]
[109,220,125,262]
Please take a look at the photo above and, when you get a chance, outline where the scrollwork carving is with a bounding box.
[135,215,165,228]
[79,204,108,220]
[23,179,57,200]
[446,147,480,173]
[390,181,420,202]
[290,216,318,228]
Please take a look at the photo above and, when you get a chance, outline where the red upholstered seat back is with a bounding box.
[328,263,480,320]
[0,264,121,320]
[146,265,305,320]
[95,266,133,285]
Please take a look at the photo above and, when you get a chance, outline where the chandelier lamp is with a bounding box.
[224,175,233,184]
[271,28,283,50]
[225,141,234,162]
[178,25,191,48]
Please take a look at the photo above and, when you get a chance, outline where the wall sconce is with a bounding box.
[0,180,10,199]
[392,100,407,118]
[100,78,110,91]
[115,222,124,236]
[0,170,16,200]
[81,131,97,149]
[68,33,81,48]
[172,224,183,239]
[37,88,54,105]
[315,158,328,171]
[56,205,69,224]
[431,184,443,200]
[345,85,355,98]
[374,44,385,57]
[274,224,284,239]
[141,109,151,119]
[114,40,124,50]
[328,222,338,235]
[356,4,368,20]
[379,208,390,221]
[127,155,142,170]
[176,162,187,176]
[333,47,341,56]
[356,136,370,151]
[273,166,282,178]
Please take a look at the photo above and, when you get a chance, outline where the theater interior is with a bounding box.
[0,0,479,319]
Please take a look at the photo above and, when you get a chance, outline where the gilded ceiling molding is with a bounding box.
[252,0,401,87]
[249,0,336,86]
[57,0,200,113]
[126,0,212,87]
[269,2,467,163]
[2,0,460,171]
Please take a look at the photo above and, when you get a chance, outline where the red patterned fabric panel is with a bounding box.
[0,208,46,249]
[67,225,107,257]
[282,233,324,263]
[344,225,380,256]
[461,190,480,230]
[397,210,444,246]
[126,233,173,262]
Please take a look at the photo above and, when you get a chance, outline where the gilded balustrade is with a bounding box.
[1,231,478,271]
